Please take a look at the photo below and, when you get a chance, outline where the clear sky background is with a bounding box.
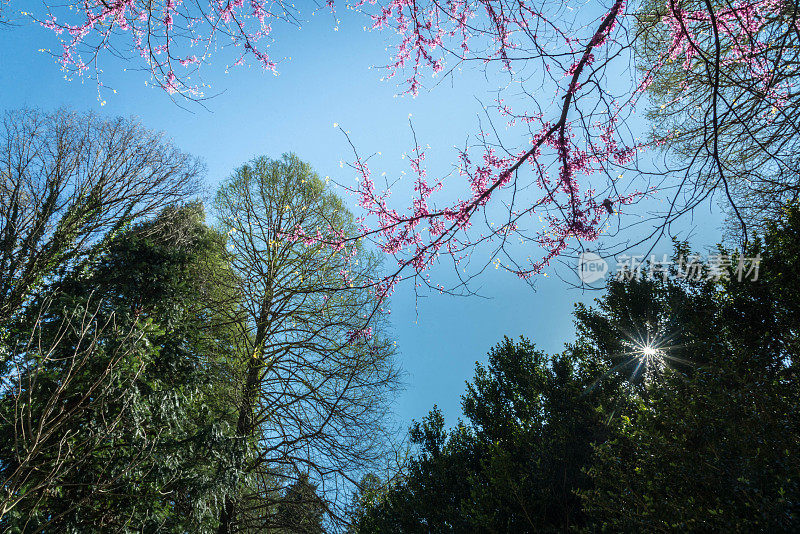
[0,6,725,431]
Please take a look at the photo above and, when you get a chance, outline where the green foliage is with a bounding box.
[0,204,245,532]
[4,145,799,532]
[350,338,618,533]
[353,207,800,532]
[1,146,397,532]
[582,209,800,532]
[0,108,199,327]
[274,474,326,534]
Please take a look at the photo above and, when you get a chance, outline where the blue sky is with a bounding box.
[1,6,725,430]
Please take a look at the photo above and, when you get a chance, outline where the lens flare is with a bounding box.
[616,323,692,383]
[641,346,657,357]
[582,321,696,402]
[630,342,667,382]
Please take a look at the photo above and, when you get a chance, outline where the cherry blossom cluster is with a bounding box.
[34,0,795,296]
[332,0,792,293]
[659,0,793,104]
[346,326,374,344]
[37,0,298,96]
[332,0,649,292]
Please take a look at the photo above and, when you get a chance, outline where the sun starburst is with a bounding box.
[616,322,695,383]
[582,320,696,402]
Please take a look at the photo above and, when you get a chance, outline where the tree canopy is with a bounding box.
[212,154,400,532]
[0,112,400,532]
[349,206,800,532]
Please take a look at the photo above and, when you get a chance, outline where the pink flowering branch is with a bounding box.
[319,0,649,298]
[323,0,796,299]
[34,0,330,97]
[31,0,800,295]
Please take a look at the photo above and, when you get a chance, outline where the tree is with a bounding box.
[212,154,400,532]
[353,206,800,531]
[274,474,326,534]
[0,107,208,529]
[0,107,200,327]
[350,337,623,533]
[581,208,800,531]
[635,0,800,240]
[0,204,244,532]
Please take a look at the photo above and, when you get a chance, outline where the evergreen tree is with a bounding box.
[582,209,800,531]
[0,204,244,532]
[350,338,621,533]
[274,474,326,534]
[352,207,800,532]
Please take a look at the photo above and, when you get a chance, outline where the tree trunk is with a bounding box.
[217,295,270,534]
